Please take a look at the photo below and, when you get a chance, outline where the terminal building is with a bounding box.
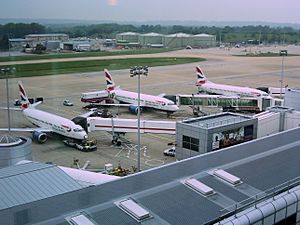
[175,106,300,160]
[176,112,257,160]
[0,127,299,224]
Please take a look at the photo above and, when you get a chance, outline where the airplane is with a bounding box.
[195,66,270,98]
[81,69,179,115]
[0,81,88,143]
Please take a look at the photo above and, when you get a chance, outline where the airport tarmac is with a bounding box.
[1,45,300,172]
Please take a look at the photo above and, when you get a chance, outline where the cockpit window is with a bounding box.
[73,128,84,132]
[167,102,175,105]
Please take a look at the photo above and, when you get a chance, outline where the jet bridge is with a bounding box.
[175,94,282,112]
[87,117,176,135]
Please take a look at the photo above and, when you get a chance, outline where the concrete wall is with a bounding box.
[256,112,281,138]
[285,89,300,111]
[285,110,300,130]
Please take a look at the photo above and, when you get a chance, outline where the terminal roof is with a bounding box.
[1,128,300,224]
[182,112,253,129]
[0,161,83,210]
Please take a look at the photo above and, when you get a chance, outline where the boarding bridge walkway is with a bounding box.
[172,94,283,112]
[87,117,176,134]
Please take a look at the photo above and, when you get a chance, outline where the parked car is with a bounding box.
[63,99,73,106]
[163,147,176,157]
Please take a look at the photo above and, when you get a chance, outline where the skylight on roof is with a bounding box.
[213,169,242,185]
[117,199,151,221]
[67,214,96,225]
[184,178,214,196]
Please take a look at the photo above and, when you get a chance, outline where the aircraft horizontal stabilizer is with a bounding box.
[157,93,166,98]
[0,107,22,111]
[30,101,42,108]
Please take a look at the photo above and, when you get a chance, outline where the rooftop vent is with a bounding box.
[184,178,214,196]
[66,214,96,225]
[213,169,242,185]
[117,199,151,221]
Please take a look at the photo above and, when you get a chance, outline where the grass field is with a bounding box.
[2,57,205,78]
[0,48,177,62]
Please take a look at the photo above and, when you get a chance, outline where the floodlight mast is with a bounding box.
[279,50,287,99]
[1,67,16,134]
[130,66,148,172]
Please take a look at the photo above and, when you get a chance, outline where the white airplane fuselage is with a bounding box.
[198,81,270,98]
[113,89,179,112]
[23,108,87,140]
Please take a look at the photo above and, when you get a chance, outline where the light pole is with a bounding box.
[279,50,287,99]
[1,67,16,134]
[8,33,11,57]
[130,66,148,172]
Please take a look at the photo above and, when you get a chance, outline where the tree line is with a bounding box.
[1,22,299,50]
[0,23,45,49]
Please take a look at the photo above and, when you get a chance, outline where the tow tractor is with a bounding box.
[63,139,97,152]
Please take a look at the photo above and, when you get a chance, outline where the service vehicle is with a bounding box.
[63,99,73,106]
[63,139,97,152]
[163,146,176,157]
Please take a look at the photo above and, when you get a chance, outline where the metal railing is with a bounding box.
[204,176,300,225]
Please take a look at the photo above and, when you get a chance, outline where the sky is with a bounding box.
[0,0,300,24]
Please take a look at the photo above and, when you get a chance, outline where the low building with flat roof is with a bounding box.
[25,33,69,42]
[176,112,257,160]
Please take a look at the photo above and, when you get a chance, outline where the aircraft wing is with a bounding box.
[92,103,146,107]
[0,127,53,132]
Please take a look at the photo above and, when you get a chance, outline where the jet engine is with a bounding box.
[32,131,47,143]
[128,105,142,114]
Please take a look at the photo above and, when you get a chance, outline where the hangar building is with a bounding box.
[193,33,217,48]
[115,32,217,48]
[115,32,140,43]
[163,33,193,48]
[138,32,164,47]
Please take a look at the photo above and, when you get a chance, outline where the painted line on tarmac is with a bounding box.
[147,133,175,142]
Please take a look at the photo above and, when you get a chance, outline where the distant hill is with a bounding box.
[1,18,300,30]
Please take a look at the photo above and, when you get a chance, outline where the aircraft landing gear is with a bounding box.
[167,112,173,118]
[112,132,122,146]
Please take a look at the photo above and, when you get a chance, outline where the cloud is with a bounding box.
[108,0,118,6]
